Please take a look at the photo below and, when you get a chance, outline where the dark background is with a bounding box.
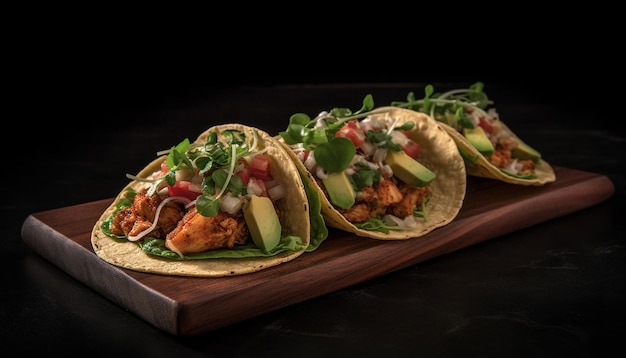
[5,23,625,356]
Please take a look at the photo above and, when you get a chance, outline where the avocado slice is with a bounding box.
[463,126,495,157]
[243,195,282,252]
[511,141,541,162]
[386,150,436,187]
[322,171,356,209]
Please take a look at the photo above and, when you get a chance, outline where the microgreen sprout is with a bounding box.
[391,82,493,130]
[279,94,393,173]
[126,129,259,217]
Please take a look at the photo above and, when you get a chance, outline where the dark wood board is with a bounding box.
[20,166,615,336]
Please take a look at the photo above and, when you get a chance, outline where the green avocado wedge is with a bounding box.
[323,171,356,209]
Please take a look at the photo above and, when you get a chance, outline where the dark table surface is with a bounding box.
[4,78,624,357]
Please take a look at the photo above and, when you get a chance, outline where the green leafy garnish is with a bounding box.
[278,95,392,173]
[349,163,380,190]
[354,217,403,234]
[391,82,493,131]
[126,130,257,217]
[280,95,435,233]
[301,169,328,252]
[314,138,356,173]
[392,82,543,179]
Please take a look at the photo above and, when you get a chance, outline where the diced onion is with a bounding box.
[373,148,387,163]
[360,141,375,156]
[403,215,419,228]
[365,161,379,170]
[382,214,417,230]
[220,192,243,215]
[268,184,286,201]
[264,179,279,189]
[304,151,317,171]
[383,214,407,229]
[505,159,523,175]
[247,178,264,196]
[316,166,328,180]
[389,129,409,146]
[314,114,329,128]
[360,117,381,132]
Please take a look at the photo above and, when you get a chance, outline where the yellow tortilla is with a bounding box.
[438,120,556,186]
[91,124,311,277]
[279,106,467,240]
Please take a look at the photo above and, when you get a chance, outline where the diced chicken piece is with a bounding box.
[389,183,430,218]
[518,159,536,174]
[489,139,536,174]
[110,190,185,239]
[375,179,403,207]
[166,207,248,255]
[111,207,136,236]
[356,186,376,201]
[340,203,370,223]
[489,147,512,169]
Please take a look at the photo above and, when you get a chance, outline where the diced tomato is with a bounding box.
[477,117,494,134]
[345,119,359,129]
[235,158,252,186]
[335,121,366,148]
[249,154,272,181]
[167,180,202,201]
[302,149,310,162]
[402,140,421,159]
[235,167,251,186]
[150,161,170,180]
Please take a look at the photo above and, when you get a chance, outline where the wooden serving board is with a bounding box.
[21,166,615,336]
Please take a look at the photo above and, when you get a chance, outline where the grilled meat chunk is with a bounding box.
[341,179,428,223]
[165,207,248,256]
[389,183,430,218]
[110,190,185,238]
[489,139,536,174]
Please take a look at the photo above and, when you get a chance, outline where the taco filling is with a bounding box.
[92,124,313,277]
[278,96,466,240]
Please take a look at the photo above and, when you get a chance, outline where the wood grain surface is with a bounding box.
[20,166,615,336]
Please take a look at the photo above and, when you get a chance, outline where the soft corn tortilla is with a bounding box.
[279,106,467,240]
[91,124,311,277]
[438,121,556,186]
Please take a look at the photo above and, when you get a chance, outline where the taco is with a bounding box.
[277,97,466,240]
[91,123,324,277]
[391,82,556,186]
